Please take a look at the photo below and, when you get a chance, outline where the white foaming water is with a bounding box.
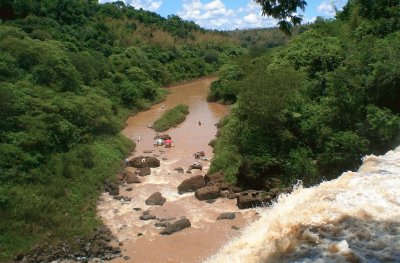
[206,146,400,263]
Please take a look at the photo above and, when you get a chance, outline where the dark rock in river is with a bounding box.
[125,171,141,184]
[138,166,151,176]
[160,218,191,235]
[128,156,160,168]
[104,180,119,196]
[140,214,157,220]
[174,167,184,173]
[195,186,220,201]
[217,212,236,220]
[236,190,272,209]
[204,171,224,185]
[177,175,206,194]
[145,192,166,206]
[155,222,171,228]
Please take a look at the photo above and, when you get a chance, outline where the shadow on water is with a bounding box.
[269,215,400,263]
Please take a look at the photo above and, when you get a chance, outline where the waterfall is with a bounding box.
[206,146,400,263]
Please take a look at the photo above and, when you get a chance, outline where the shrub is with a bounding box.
[153,104,189,132]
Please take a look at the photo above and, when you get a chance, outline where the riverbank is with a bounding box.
[97,77,257,262]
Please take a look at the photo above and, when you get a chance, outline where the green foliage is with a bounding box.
[211,1,400,189]
[254,0,307,34]
[0,2,242,260]
[207,64,244,104]
[153,104,189,132]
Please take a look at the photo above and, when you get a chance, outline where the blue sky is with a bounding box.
[99,0,347,30]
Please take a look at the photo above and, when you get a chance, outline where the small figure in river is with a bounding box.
[136,135,141,142]
[198,121,201,126]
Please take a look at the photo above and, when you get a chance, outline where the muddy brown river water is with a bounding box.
[97,78,257,263]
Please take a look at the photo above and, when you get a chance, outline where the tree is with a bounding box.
[254,0,307,34]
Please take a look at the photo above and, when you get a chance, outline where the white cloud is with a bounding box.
[127,0,163,11]
[317,1,336,16]
[178,0,281,30]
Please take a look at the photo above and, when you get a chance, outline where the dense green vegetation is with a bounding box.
[211,0,400,189]
[153,104,190,132]
[0,1,245,260]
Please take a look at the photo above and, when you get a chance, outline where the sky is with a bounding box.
[99,0,347,30]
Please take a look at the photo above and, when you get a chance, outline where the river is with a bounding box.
[206,146,400,263]
[97,78,256,262]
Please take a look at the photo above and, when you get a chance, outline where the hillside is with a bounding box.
[210,0,400,189]
[0,1,247,261]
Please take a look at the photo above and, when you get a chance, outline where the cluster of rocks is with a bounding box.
[114,156,162,187]
[14,226,120,263]
[177,171,291,209]
[137,210,191,235]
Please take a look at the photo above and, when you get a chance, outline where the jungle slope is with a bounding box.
[210,0,400,190]
[0,1,246,261]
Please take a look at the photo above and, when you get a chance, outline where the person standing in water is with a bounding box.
[198,121,201,126]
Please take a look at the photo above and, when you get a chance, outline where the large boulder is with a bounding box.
[177,175,206,194]
[160,218,191,235]
[236,191,272,209]
[125,170,141,184]
[204,171,224,185]
[138,166,151,176]
[128,156,160,168]
[195,186,220,201]
[145,192,166,206]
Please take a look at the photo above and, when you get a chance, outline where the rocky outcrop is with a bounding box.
[145,192,166,206]
[125,171,141,184]
[16,226,120,262]
[186,163,202,173]
[195,185,220,200]
[160,218,191,235]
[128,156,160,168]
[177,175,206,194]
[217,212,236,220]
[104,180,119,196]
[236,191,273,209]
[138,166,151,176]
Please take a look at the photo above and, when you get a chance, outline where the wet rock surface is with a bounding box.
[125,171,141,184]
[236,190,273,209]
[15,226,120,262]
[160,218,191,235]
[177,175,206,194]
[217,212,236,220]
[195,185,220,201]
[174,167,184,173]
[104,180,119,196]
[145,192,166,206]
[128,156,160,168]
[138,166,151,176]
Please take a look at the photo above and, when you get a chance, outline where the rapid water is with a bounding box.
[206,146,400,263]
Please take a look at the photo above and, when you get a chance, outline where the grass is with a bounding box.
[153,104,189,132]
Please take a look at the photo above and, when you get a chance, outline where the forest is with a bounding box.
[1,0,399,261]
[0,1,245,260]
[210,0,400,189]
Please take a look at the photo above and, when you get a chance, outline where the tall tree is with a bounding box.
[254,0,307,34]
